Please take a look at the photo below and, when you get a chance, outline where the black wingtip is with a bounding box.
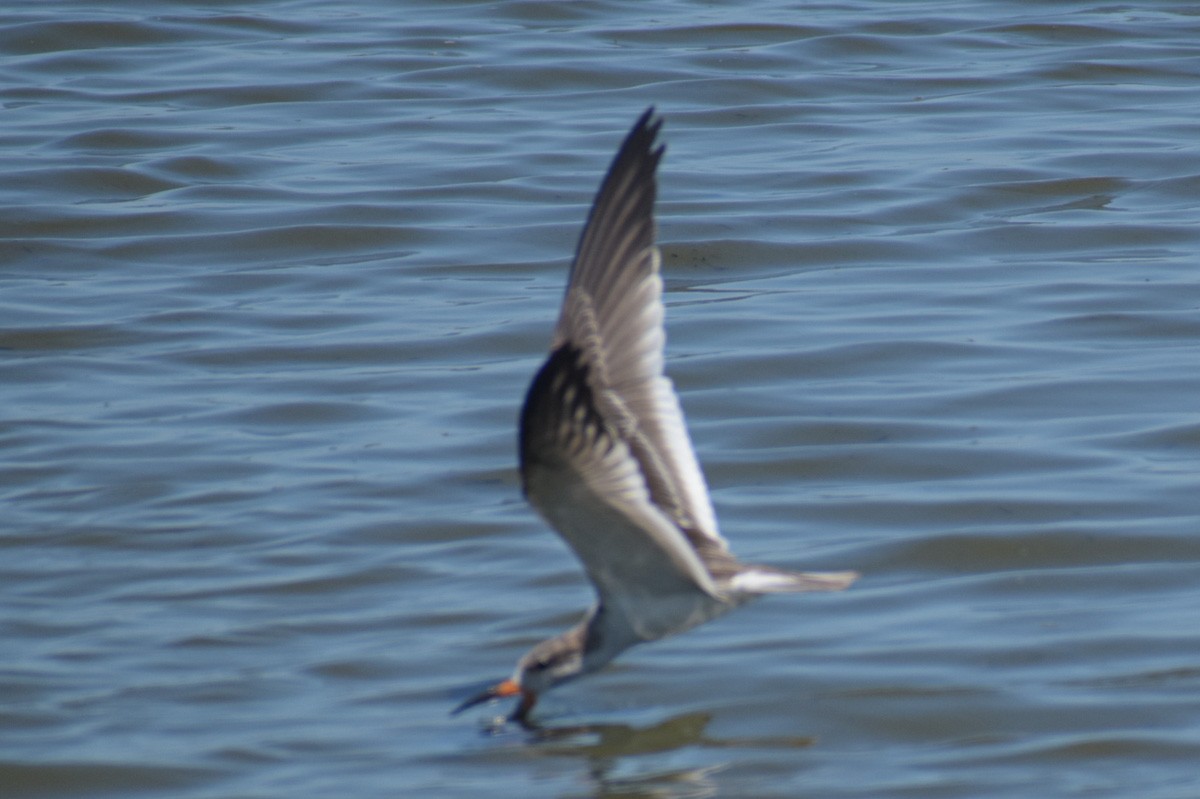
[602,107,665,185]
[628,106,665,162]
[634,105,662,137]
[555,106,667,302]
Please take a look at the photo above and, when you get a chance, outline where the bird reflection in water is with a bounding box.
[469,711,815,799]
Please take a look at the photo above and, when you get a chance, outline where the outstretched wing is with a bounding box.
[554,109,724,543]
[519,110,728,635]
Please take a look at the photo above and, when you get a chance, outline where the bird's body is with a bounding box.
[455,110,857,725]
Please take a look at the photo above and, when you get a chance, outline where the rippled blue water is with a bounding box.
[3,2,1200,797]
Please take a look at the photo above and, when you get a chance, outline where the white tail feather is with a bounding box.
[731,569,858,594]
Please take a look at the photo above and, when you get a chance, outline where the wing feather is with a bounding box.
[520,344,721,637]
[549,109,724,547]
[519,111,733,625]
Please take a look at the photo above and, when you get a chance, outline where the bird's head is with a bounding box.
[452,640,584,723]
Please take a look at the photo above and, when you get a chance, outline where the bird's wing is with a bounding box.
[519,110,729,635]
[521,342,720,640]
[553,108,724,547]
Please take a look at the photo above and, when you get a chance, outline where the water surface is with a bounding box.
[3,2,1200,797]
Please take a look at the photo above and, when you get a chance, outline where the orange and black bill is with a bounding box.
[451,679,537,721]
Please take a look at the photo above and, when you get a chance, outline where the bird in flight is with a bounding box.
[454,109,857,726]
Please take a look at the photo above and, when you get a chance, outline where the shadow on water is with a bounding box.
[471,711,815,798]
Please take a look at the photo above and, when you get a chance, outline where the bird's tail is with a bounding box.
[730,566,858,594]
